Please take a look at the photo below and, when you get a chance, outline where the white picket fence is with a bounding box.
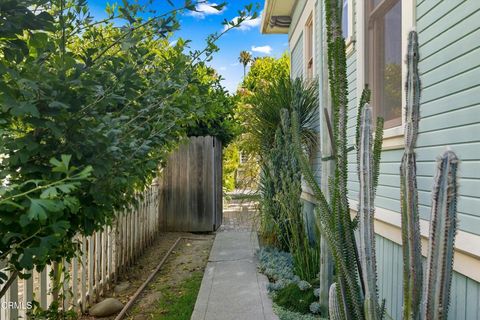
[0,182,161,319]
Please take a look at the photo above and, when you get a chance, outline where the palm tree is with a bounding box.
[238,50,252,77]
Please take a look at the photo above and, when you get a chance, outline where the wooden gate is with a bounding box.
[159,136,223,232]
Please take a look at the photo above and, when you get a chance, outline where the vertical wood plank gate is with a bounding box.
[159,136,223,232]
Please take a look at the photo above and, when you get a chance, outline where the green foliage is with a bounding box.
[273,111,319,281]
[274,283,317,314]
[241,53,290,92]
[185,66,240,145]
[251,75,319,270]
[222,143,240,191]
[150,271,204,320]
[0,0,257,290]
[246,76,319,158]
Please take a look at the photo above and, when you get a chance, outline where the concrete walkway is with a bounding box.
[191,231,278,320]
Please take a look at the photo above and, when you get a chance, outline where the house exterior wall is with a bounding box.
[286,0,480,318]
[291,33,304,79]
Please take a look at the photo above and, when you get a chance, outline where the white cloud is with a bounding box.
[251,45,273,54]
[186,3,226,19]
[224,14,262,31]
[219,66,227,71]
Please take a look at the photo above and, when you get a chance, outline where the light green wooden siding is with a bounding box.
[416,0,480,234]
[376,235,480,319]
[291,34,304,79]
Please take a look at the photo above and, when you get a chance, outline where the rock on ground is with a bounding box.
[114,281,131,295]
[89,298,124,317]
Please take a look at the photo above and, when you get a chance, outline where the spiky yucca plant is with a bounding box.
[247,76,319,158]
[255,78,322,299]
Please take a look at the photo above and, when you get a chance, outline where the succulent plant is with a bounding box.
[400,30,424,320]
[422,150,458,320]
[400,31,458,320]
[328,283,343,320]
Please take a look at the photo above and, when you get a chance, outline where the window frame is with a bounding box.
[368,0,403,129]
[357,0,415,148]
[305,13,314,80]
[343,0,355,54]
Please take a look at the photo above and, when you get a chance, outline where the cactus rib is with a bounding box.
[400,30,423,320]
[422,151,458,320]
[358,103,379,320]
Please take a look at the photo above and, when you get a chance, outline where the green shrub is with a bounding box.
[273,283,317,314]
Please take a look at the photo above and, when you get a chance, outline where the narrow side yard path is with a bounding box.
[191,196,278,320]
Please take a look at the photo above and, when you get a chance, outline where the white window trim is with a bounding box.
[345,0,355,55]
[349,199,480,282]
[305,13,315,79]
[356,0,416,150]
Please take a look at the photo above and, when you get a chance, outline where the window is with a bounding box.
[368,0,402,128]
[342,0,349,39]
[305,14,314,80]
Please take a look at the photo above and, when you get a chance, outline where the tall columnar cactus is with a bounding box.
[329,282,343,320]
[357,102,383,320]
[400,30,423,320]
[401,30,459,320]
[422,150,458,320]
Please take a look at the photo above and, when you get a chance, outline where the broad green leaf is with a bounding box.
[27,199,64,221]
[10,102,39,117]
[40,187,58,199]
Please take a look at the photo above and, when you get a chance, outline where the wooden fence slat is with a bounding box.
[81,238,87,312]
[107,225,112,286]
[39,268,48,309]
[2,182,164,317]
[72,256,78,310]
[8,272,18,319]
[25,274,33,317]
[88,235,94,304]
[101,230,106,295]
[63,260,70,311]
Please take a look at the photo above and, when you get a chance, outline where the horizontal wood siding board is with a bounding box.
[420,85,480,118]
[375,234,480,319]
[417,1,471,36]
[421,67,480,104]
[419,9,480,59]
[419,104,480,133]
[291,33,304,79]
[417,123,480,147]
[419,28,480,73]
[416,0,443,20]
[421,48,480,91]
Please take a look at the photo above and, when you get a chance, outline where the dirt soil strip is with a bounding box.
[81,232,214,320]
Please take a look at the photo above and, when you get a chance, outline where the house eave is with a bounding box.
[261,0,296,34]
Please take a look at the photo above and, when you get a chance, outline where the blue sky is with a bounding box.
[88,1,288,92]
